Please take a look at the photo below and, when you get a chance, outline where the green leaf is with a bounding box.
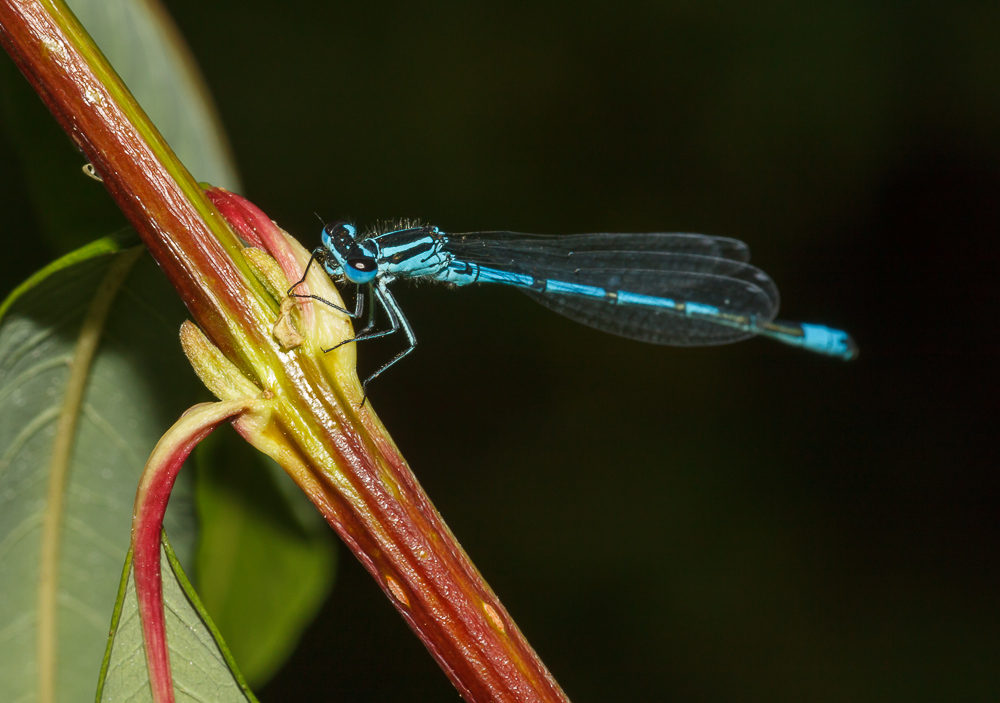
[0,244,200,703]
[97,535,258,703]
[195,429,337,687]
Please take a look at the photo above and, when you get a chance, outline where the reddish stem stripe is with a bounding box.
[207,188,267,249]
[206,187,315,310]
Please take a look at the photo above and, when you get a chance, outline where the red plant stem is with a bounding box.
[0,3,573,702]
[235,398,570,703]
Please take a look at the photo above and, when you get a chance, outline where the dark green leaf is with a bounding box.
[0,244,200,702]
[0,231,136,322]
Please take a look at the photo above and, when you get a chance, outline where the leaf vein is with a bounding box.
[0,610,35,646]
[0,354,72,406]
[0,404,61,478]
[56,591,107,630]
[0,511,44,562]
[81,403,145,468]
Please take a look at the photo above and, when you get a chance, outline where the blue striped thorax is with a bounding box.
[377,226,453,280]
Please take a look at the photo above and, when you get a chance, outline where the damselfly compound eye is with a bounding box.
[348,258,377,273]
[343,255,378,284]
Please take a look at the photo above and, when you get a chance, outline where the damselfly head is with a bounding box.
[321,222,379,284]
[321,221,356,247]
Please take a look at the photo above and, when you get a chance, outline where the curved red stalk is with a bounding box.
[132,400,253,703]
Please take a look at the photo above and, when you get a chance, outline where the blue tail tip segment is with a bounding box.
[799,323,859,360]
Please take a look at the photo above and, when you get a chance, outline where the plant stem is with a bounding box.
[0,3,573,701]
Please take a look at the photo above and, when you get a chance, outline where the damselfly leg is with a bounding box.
[287,250,360,318]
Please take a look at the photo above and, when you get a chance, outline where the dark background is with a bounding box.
[3,1,999,701]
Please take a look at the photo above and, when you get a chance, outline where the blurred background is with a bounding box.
[2,1,999,701]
